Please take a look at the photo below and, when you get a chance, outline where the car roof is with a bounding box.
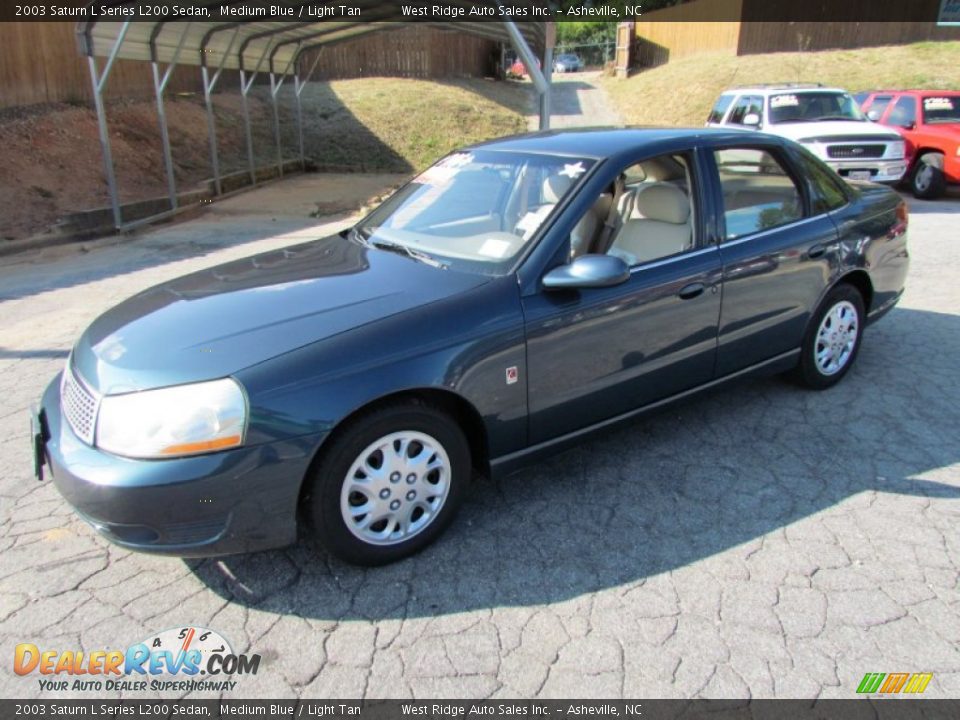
[721,86,847,95]
[466,127,785,161]
[866,89,960,96]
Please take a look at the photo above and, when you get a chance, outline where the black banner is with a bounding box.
[0,0,948,24]
[1,700,959,719]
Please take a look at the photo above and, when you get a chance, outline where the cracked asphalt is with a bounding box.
[1,171,959,700]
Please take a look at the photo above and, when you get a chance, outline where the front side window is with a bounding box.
[714,148,804,240]
[606,152,697,267]
[922,95,960,124]
[888,96,918,128]
[727,95,763,125]
[767,91,865,124]
[708,95,734,124]
[358,150,595,273]
[865,95,894,120]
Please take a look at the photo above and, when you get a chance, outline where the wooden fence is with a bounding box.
[630,0,960,68]
[0,23,498,110]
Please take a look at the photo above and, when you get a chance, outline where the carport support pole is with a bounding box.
[500,20,551,130]
[294,51,323,167]
[152,63,178,210]
[86,21,132,229]
[201,66,223,195]
[269,73,283,177]
[239,70,256,185]
[150,22,191,211]
[201,27,241,196]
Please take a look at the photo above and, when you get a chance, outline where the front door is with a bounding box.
[522,149,723,444]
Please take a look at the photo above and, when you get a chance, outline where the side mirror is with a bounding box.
[901,121,916,131]
[742,112,761,127]
[542,254,630,290]
[866,109,881,121]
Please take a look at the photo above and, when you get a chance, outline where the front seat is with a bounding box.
[609,183,692,265]
[517,173,574,239]
[570,192,613,258]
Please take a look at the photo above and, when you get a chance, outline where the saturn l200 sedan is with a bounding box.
[33,128,909,565]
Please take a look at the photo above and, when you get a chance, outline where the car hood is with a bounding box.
[71,235,489,394]
[772,120,902,142]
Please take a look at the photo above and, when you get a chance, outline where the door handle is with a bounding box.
[808,244,827,259]
[678,282,705,300]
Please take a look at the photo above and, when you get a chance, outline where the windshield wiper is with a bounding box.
[371,239,447,269]
[814,116,863,121]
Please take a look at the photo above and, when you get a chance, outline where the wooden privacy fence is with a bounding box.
[0,23,497,110]
[629,0,960,69]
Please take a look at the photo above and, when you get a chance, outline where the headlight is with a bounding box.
[889,141,906,159]
[955,145,960,156]
[96,378,247,459]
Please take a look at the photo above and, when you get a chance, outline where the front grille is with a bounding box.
[827,144,886,159]
[61,366,100,445]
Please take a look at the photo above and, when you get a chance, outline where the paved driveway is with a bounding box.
[0,181,958,700]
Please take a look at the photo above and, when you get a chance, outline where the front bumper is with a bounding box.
[825,159,907,184]
[37,375,323,557]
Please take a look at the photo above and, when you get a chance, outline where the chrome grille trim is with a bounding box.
[61,365,100,445]
[827,144,886,159]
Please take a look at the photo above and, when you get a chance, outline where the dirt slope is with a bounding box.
[0,78,530,242]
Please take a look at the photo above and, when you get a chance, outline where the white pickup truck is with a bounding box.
[707,84,907,183]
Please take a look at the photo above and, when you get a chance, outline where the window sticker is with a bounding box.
[478,238,512,258]
[516,205,553,239]
[924,97,955,111]
[415,152,474,186]
[770,94,799,108]
[559,161,587,179]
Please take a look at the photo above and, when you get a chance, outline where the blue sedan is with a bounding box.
[34,128,909,565]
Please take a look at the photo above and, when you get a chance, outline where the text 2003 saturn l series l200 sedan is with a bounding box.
[33,128,909,566]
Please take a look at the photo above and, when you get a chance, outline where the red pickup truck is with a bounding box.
[859,90,960,199]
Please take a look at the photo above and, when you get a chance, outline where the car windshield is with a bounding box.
[356,150,595,274]
[922,96,960,124]
[768,91,866,124]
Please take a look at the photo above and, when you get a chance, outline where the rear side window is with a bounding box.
[792,148,849,213]
[714,148,804,240]
[708,95,734,124]
[727,96,763,125]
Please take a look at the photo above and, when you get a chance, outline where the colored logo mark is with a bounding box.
[857,672,933,694]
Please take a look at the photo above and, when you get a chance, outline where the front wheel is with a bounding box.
[304,403,470,566]
[911,153,946,200]
[793,284,866,390]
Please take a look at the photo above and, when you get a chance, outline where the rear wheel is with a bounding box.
[793,284,865,390]
[304,403,470,565]
[911,153,946,200]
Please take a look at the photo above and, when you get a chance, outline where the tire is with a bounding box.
[793,284,866,390]
[304,402,470,566]
[911,153,946,200]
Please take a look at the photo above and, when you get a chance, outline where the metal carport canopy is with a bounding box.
[75,2,553,230]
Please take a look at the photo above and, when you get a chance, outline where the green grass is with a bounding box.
[603,41,960,127]
[298,77,532,173]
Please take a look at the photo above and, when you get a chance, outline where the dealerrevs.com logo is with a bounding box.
[14,626,261,693]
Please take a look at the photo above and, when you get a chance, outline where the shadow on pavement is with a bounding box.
[188,305,960,620]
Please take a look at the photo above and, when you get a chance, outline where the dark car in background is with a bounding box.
[34,129,909,566]
[859,90,960,198]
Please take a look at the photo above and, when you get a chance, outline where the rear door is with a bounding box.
[708,142,839,376]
